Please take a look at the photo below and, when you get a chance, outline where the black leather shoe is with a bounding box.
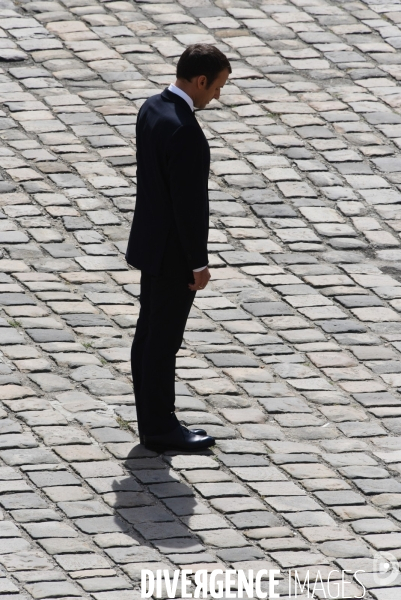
[139,424,206,445]
[142,424,215,452]
[182,425,207,436]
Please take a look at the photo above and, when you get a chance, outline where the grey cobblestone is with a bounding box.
[0,0,401,597]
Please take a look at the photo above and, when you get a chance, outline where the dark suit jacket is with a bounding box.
[125,88,210,276]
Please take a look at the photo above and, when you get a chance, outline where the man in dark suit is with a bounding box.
[126,44,231,451]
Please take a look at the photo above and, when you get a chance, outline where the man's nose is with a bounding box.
[214,90,220,99]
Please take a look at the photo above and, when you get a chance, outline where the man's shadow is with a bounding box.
[106,441,217,598]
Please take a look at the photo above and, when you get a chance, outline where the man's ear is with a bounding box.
[197,75,207,89]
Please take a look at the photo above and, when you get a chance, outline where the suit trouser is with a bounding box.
[131,271,196,436]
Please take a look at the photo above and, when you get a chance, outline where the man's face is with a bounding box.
[193,68,230,110]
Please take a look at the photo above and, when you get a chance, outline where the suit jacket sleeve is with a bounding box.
[167,124,209,271]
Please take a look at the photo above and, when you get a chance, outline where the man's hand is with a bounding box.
[189,267,211,291]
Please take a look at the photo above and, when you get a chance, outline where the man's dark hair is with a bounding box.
[176,44,231,87]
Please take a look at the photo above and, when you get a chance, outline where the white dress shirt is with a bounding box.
[168,83,207,273]
[168,83,194,112]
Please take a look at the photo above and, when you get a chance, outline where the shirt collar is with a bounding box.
[168,83,194,112]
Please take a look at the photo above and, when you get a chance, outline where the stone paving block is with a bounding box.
[23,521,79,539]
[92,592,141,600]
[75,516,129,535]
[25,581,83,597]
[43,487,94,503]
[270,551,328,568]
[54,553,110,571]
[54,445,108,463]
[0,550,53,572]
[28,374,73,393]
[4,0,401,596]
[28,471,81,488]
[0,538,30,555]
[104,546,161,564]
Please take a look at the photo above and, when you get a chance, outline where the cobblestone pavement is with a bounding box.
[3,0,401,598]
